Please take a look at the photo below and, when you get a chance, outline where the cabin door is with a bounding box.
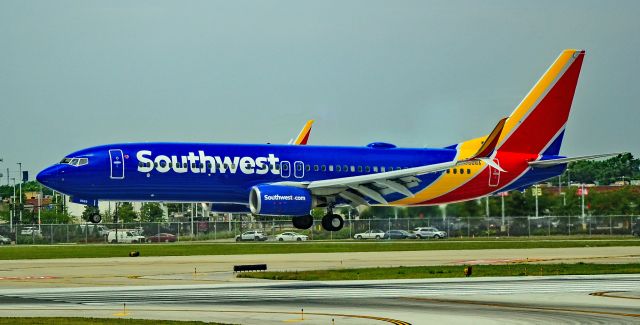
[109,149,125,179]
[488,158,500,187]
[294,161,304,178]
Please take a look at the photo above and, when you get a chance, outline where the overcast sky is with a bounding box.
[1,0,639,178]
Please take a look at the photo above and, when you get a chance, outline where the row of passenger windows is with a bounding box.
[447,168,472,175]
[139,161,410,173]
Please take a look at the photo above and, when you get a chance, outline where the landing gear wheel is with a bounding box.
[88,214,102,224]
[292,215,313,230]
[321,214,344,232]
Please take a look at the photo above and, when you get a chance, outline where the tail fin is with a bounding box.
[496,49,585,155]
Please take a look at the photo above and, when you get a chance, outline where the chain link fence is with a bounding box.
[0,215,638,244]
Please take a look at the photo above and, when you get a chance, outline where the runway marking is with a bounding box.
[454,254,640,265]
[0,276,59,280]
[0,307,412,325]
[590,291,640,300]
[404,297,640,318]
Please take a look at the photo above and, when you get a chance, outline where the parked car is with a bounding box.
[632,222,640,237]
[413,227,447,239]
[20,227,42,237]
[80,224,111,236]
[353,229,385,240]
[276,232,308,241]
[147,233,177,243]
[383,230,417,239]
[107,230,146,244]
[235,230,268,242]
[0,235,11,245]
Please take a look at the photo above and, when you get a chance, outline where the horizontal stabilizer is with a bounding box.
[528,153,625,168]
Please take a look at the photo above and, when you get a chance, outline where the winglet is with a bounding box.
[293,120,314,145]
[470,117,507,159]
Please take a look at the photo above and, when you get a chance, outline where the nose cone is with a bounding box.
[36,165,58,186]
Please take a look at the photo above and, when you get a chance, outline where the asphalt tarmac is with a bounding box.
[0,246,638,324]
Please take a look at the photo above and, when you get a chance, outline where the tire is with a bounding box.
[416,234,423,239]
[356,235,363,240]
[236,237,241,242]
[375,235,381,240]
[111,239,117,244]
[293,215,314,229]
[434,234,441,239]
[279,238,284,241]
[164,239,169,243]
[254,236,260,241]
[132,240,138,244]
[296,237,302,241]
[322,214,344,231]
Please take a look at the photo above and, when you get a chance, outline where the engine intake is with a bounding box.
[249,185,314,216]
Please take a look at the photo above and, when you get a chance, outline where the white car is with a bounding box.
[235,230,268,242]
[20,227,42,237]
[107,230,146,244]
[353,229,385,240]
[413,227,447,239]
[276,232,308,242]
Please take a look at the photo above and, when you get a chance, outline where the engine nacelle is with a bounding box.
[249,185,314,216]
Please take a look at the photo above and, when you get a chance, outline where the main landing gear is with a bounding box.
[292,215,313,230]
[291,210,345,232]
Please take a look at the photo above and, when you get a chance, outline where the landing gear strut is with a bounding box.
[321,212,344,232]
[88,214,102,224]
[292,215,313,229]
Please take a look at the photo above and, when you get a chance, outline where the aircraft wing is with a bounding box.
[303,160,459,205]
[528,153,625,168]
[295,117,508,206]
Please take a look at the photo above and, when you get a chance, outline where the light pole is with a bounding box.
[10,177,16,232]
[17,162,22,223]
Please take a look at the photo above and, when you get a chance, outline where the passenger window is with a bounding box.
[381,167,386,172]
[373,166,378,172]
[453,169,457,174]
[467,169,471,174]
[321,165,326,172]
[343,165,348,172]
[329,165,334,172]
[365,166,370,172]
[350,166,355,172]
[446,169,450,174]
[314,165,319,171]
[388,167,393,171]
[306,165,311,171]
[336,165,342,172]
[357,166,362,172]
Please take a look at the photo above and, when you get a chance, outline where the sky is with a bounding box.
[1,0,639,179]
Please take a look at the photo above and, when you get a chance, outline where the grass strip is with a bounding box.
[0,318,227,325]
[0,240,639,260]
[237,262,640,281]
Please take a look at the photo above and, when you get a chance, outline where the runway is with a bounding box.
[1,275,640,324]
[1,246,638,288]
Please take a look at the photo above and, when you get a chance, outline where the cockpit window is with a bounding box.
[60,157,89,167]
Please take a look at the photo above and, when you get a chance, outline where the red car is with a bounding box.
[146,233,177,243]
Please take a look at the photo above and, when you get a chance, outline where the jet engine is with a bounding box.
[249,185,315,216]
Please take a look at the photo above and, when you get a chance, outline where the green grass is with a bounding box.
[237,262,640,281]
[0,239,638,260]
[0,318,227,325]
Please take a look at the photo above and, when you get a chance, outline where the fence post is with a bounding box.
[50,224,53,244]
[609,215,612,236]
[467,217,470,238]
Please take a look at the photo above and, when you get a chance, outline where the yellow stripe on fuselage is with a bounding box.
[392,136,486,205]
[496,50,577,148]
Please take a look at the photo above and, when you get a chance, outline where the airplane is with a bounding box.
[37,49,621,231]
